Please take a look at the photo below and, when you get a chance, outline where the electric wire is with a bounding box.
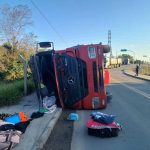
[30,0,68,46]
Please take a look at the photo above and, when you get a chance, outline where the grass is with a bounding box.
[0,79,35,107]
[139,64,150,76]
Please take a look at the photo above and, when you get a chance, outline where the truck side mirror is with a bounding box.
[103,45,110,53]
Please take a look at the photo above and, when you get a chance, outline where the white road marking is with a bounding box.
[111,78,150,99]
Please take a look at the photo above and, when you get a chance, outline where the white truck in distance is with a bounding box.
[104,57,122,68]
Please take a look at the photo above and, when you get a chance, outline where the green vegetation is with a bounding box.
[0,79,35,107]
[0,44,34,80]
[0,4,37,106]
[0,4,36,80]
[0,44,35,107]
[139,65,150,76]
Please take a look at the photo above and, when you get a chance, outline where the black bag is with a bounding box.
[88,127,120,137]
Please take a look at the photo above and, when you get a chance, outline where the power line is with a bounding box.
[30,0,68,46]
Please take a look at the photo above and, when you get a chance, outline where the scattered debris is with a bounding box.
[4,112,28,124]
[0,113,16,120]
[43,96,56,109]
[31,112,44,119]
[87,112,121,137]
[91,112,115,124]
[67,113,79,121]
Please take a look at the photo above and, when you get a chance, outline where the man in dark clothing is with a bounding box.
[135,65,139,76]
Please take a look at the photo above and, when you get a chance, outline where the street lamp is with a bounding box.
[120,49,135,64]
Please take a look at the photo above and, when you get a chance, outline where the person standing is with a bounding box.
[135,65,139,76]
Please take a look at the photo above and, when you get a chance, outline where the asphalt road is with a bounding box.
[71,67,150,150]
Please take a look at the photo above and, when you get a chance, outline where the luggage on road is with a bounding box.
[91,112,115,124]
[0,130,22,150]
[87,112,121,137]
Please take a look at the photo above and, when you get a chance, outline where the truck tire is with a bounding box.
[106,91,112,103]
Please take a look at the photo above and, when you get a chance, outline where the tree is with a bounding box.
[0,43,34,80]
[18,32,37,51]
[0,4,33,52]
[134,59,143,65]
[0,4,37,80]
[0,46,7,76]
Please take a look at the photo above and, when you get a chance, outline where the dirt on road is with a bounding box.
[42,109,75,150]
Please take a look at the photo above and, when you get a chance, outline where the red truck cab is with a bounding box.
[30,43,110,109]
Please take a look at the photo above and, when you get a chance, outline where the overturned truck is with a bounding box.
[30,42,111,110]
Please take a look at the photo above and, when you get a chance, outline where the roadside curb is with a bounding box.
[123,70,150,82]
[33,109,62,150]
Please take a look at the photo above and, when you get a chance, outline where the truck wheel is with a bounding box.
[106,91,112,103]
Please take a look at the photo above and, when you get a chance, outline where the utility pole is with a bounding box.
[108,30,112,57]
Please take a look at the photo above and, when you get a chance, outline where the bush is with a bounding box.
[139,65,150,75]
[27,79,35,94]
[0,45,34,80]
[0,79,35,107]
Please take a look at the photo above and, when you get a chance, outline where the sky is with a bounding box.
[0,0,150,60]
